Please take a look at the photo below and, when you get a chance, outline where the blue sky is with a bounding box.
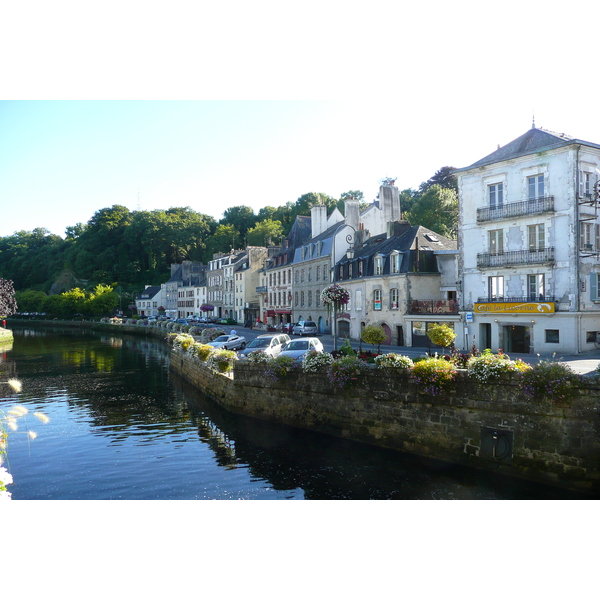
[2,3,600,240]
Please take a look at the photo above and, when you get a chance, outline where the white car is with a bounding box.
[279,337,324,361]
[292,321,318,336]
[207,335,247,351]
[237,333,291,359]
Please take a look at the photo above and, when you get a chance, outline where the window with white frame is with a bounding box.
[390,288,399,309]
[528,175,544,199]
[590,273,600,301]
[373,289,382,310]
[488,275,504,299]
[489,229,503,254]
[355,290,362,311]
[579,222,599,251]
[391,252,401,274]
[489,183,504,209]
[580,170,595,198]
[528,223,545,251]
[528,274,545,300]
[374,255,383,275]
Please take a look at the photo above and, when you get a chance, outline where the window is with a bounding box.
[489,183,504,209]
[308,268,312,282]
[580,222,599,251]
[528,274,545,300]
[308,291,312,307]
[545,330,559,343]
[374,255,383,275]
[339,265,343,280]
[391,252,401,274]
[295,292,299,306]
[580,171,594,198]
[488,275,504,299]
[373,289,382,310]
[528,224,545,251]
[301,269,305,283]
[390,288,399,309]
[316,266,320,281]
[301,291,305,306]
[355,290,362,311]
[316,290,320,307]
[528,175,544,199]
[358,261,363,277]
[489,229,503,254]
[295,270,299,284]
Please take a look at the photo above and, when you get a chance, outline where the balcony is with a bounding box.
[477,247,555,269]
[408,299,459,315]
[477,296,556,303]
[477,196,554,223]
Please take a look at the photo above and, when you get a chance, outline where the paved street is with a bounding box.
[225,324,600,376]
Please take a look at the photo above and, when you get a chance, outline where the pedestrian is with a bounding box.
[231,328,237,336]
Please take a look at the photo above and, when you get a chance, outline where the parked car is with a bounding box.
[237,333,291,359]
[279,337,324,362]
[207,334,247,351]
[147,317,157,322]
[292,321,318,336]
[176,318,189,325]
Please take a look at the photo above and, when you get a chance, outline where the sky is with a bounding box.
[3,2,600,240]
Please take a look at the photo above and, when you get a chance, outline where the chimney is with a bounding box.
[387,220,412,239]
[344,196,359,232]
[311,204,327,238]
[380,183,401,222]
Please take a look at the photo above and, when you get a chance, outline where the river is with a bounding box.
[1,324,592,500]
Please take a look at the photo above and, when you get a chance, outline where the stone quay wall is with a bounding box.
[170,349,600,495]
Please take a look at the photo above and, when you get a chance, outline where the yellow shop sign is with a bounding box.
[474,302,555,314]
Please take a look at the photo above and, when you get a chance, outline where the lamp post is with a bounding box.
[328,222,356,351]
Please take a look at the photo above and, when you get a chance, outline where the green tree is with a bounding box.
[220,205,257,240]
[206,224,241,256]
[427,323,456,351]
[86,284,118,316]
[418,166,457,195]
[361,324,387,354]
[246,219,284,246]
[404,185,458,239]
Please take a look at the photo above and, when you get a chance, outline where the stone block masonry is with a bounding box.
[171,350,600,496]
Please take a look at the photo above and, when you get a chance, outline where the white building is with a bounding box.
[455,124,600,355]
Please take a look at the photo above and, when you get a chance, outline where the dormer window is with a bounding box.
[374,255,383,275]
[391,251,401,274]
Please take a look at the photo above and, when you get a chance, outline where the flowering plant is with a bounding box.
[172,333,194,351]
[247,350,271,364]
[199,328,225,343]
[374,353,414,369]
[302,350,334,372]
[200,304,214,313]
[519,359,580,404]
[320,284,350,307]
[411,357,457,396]
[207,349,237,373]
[187,342,214,362]
[328,356,368,389]
[466,349,530,383]
[265,355,298,381]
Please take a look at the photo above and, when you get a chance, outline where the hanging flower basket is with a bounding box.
[321,284,350,307]
[200,304,215,313]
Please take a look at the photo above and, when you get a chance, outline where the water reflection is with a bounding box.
[4,324,596,500]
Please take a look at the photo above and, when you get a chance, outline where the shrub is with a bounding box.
[302,350,334,372]
[207,349,237,373]
[188,342,214,362]
[466,349,528,383]
[411,357,457,396]
[247,350,271,364]
[328,355,368,389]
[519,359,580,404]
[172,333,194,351]
[374,353,414,369]
[426,324,456,349]
[265,355,298,381]
[200,328,225,343]
[339,338,356,356]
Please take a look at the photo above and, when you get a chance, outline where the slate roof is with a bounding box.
[138,285,161,300]
[337,222,456,278]
[455,126,600,172]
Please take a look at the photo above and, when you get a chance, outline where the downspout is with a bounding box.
[575,144,581,353]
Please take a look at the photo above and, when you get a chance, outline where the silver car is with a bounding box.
[292,321,318,336]
[207,334,247,350]
[279,337,324,362]
[237,333,291,359]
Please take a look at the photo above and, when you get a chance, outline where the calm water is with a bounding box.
[1,325,594,500]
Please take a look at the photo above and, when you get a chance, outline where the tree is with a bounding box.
[404,185,458,239]
[0,279,17,317]
[361,324,387,355]
[246,219,284,246]
[339,190,368,213]
[418,166,458,195]
[220,206,257,240]
[206,224,241,256]
[427,323,456,352]
[86,284,118,316]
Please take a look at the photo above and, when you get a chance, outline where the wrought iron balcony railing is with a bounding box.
[477,196,554,222]
[408,299,459,315]
[476,296,556,303]
[477,247,555,268]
